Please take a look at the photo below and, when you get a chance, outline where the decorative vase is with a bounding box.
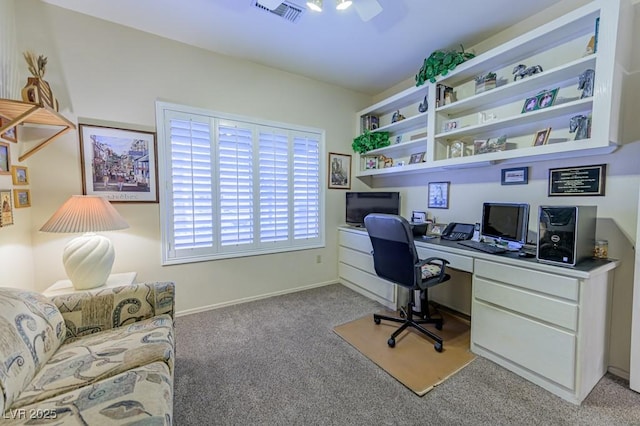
[21,77,59,111]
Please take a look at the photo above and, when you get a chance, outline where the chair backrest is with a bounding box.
[364,213,419,289]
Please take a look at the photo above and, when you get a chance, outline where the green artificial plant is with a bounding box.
[415,45,475,86]
[352,130,390,154]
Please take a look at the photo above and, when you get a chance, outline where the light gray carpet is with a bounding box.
[174,284,640,425]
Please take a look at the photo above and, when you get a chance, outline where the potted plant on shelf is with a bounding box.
[352,130,390,154]
[475,72,497,93]
[415,45,475,86]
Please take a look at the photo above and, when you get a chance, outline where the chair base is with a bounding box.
[374,302,444,352]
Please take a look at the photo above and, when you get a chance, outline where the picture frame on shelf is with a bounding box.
[363,156,378,170]
[0,117,17,143]
[0,142,10,174]
[442,119,459,133]
[501,167,529,185]
[0,189,13,227]
[409,152,425,164]
[533,128,552,146]
[362,115,379,131]
[11,166,29,185]
[79,124,159,203]
[428,181,449,209]
[522,95,539,113]
[328,152,351,189]
[537,88,558,109]
[13,189,30,208]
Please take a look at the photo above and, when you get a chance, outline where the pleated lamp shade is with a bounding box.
[40,195,129,290]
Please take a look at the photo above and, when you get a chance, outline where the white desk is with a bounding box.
[338,226,618,404]
[43,272,138,297]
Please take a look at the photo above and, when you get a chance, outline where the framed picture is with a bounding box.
[501,167,529,185]
[533,128,551,146]
[363,156,378,170]
[11,166,29,185]
[442,119,459,133]
[409,152,425,164]
[0,189,13,226]
[328,152,351,189]
[13,189,30,208]
[548,164,606,196]
[79,124,158,203]
[0,142,10,175]
[428,181,450,209]
[537,88,558,109]
[411,211,427,222]
[522,95,539,113]
[0,117,17,143]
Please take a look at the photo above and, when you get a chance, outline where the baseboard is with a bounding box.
[608,366,630,381]
[175,280,338,317]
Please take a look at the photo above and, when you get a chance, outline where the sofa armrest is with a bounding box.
[48,281,175,343]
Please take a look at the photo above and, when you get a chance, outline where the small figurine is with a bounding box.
[512,64,544,81]
[418,96,428,113]
[577,69,595,99]
[378,155,394,168]
[569,115,590,140]
[391,110,405,123]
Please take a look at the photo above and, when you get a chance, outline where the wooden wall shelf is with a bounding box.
[0,98,76,162]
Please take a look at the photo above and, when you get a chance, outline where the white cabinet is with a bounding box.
[354,0,632,178]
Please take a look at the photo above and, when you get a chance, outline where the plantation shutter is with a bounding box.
[293,133,320,240]
[259,128,290,243]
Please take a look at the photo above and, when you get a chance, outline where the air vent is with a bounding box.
[251,1,305,23]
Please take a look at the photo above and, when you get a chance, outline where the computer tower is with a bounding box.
[537,206,596,266]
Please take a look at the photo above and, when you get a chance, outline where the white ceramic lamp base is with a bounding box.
[62,232,115,290]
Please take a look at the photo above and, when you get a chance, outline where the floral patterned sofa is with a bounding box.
[0,281,175,425]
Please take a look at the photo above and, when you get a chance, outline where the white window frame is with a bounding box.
[156,101,325,265]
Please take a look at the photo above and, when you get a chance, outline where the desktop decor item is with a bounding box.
[379,155,393,168]
[522,95,539,113]
[0,189,13,227]
[362,115,379,131]
[79,124,158,203]
[409,152,425,164]
[512,63,543,81]
[474,72,497,93]
[40,195,129,290]
[537,88,558,109]
[448,140,470,158]
[411,211,427,223]
[474,136,509,155]
[0,116,17,143]
[501,167,528,185]
[328,152,351,189]
[13,189,31,208]
[0,142,9,174]
[442,119,459,133]
[428,181,449,209]
[418,95,428,113]
[363,156,378,170]
[578,69,595,98]
[11,165,29,185]
[548,164,606,196]
[569,114,590,140]
[391,110,405,123]
[533,128,551,146]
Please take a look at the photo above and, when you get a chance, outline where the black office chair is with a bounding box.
[364,213,451,352]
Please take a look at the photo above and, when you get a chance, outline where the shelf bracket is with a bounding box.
[0,104,40,134]
[18,126,74,162]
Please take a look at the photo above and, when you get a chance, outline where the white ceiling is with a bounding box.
[40,0,563,95]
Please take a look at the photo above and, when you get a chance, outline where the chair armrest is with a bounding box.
[48,281,175,343]
[415,257,450,284]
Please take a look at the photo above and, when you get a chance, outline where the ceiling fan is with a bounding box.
[258,0,383,22]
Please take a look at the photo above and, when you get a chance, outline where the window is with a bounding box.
[156,102,324,264]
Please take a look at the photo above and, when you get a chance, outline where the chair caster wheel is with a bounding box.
[374,317,381,325]
[387,338,396,348]
[399,310,406,319]
[434,342,443,352]
[436,322,443,331]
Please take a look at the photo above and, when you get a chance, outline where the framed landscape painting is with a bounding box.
[79,124,158,203]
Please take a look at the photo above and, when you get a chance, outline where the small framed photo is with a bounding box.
[79,124,158,203]
[363,156,378,170]
[411,211,427,223]
[0,189,13,227]
[501,167,529,185]
[0,142,10,175]
[428,181,450,209]
[11,166,29,185]
[537,88,558,109]
[0,117,18,143]
[409,152,425,164]
[522,95,539,113]
[13,189,30,208]
[442,119,460,133]
[533,128,551,146]
[328,152,351,189]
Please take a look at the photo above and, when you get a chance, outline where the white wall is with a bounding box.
[11,0,370,313]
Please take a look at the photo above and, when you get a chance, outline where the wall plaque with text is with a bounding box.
[548,164,606,196]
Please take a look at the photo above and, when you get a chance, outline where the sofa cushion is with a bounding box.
[0,288,65,414]
[11,314,173,409]
[3,361,172,425]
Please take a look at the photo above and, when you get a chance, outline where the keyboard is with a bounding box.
[457,240,507,254]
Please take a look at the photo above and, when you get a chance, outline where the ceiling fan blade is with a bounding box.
[257,0,283,10]
[353,0,383,22]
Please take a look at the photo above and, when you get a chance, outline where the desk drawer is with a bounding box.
[339,262,395,304]
[417,246,473,273]
[475,259,579,301]
[472,300,576,390]
[339,229,372,254]
[474,277,578,331]
[339,246,374,274]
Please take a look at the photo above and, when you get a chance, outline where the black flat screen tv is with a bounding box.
[345,192,400,227]
[481,202,530,245]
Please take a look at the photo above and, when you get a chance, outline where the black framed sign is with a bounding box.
[548,164,606,196]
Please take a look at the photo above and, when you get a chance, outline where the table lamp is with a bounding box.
[40,195,129,290]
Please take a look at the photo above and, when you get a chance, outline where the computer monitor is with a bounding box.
[481,202,530,245]
[345,192,400,227]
